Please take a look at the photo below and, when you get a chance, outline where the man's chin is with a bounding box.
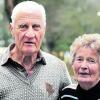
[22,50,37,55]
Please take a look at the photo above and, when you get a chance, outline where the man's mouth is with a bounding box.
[24,41,34,44]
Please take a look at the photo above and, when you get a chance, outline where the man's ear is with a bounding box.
[9,23,14,37]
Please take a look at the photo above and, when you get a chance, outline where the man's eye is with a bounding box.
[32,24,40,30]
[18,24,28,29]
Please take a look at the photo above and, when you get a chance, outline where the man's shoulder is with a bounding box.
[0,65,8,73]
[41,51,63,61]
[41,51,68,70]
[0,65,10,80]
[41,51,57,57]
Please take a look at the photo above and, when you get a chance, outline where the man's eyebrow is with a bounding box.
[32,24,40,26]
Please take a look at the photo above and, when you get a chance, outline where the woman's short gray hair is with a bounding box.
[70,33,100,63]
[11,1,46,26]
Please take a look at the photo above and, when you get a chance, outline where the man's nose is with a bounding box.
[25,26,36,37]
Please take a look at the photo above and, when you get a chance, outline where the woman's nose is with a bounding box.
[80,61,88,69]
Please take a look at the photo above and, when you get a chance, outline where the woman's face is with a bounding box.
[72,47,100,86]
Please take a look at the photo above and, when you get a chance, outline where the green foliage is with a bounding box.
[45,0,100,52]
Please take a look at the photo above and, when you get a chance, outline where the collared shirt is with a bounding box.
[0,43,72,100]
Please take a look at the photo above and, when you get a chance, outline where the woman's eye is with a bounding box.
[88,58,95,63]
[75,57,83,62]
[77,58,82,61]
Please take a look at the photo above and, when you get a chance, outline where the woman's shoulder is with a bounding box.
[60,84,78,100]
[62,83,78,91]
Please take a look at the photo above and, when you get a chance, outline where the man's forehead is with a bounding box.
[15,11,43,22]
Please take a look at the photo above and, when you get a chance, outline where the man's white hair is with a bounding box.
[11,1,46,26]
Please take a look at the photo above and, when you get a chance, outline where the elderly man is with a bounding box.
[0,1,71,100]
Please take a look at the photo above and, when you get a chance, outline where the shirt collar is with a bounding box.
[36,51,46,65]
[0,43,46,66]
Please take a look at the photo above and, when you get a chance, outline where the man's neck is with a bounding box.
[10,48,38,75]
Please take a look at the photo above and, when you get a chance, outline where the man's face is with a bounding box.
[10,11,45,55]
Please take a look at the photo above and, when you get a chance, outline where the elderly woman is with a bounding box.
[60,33,100,100]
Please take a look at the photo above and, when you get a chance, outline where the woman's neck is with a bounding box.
[79,80,100,90]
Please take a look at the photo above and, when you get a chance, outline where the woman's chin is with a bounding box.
[77,77,93,83]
